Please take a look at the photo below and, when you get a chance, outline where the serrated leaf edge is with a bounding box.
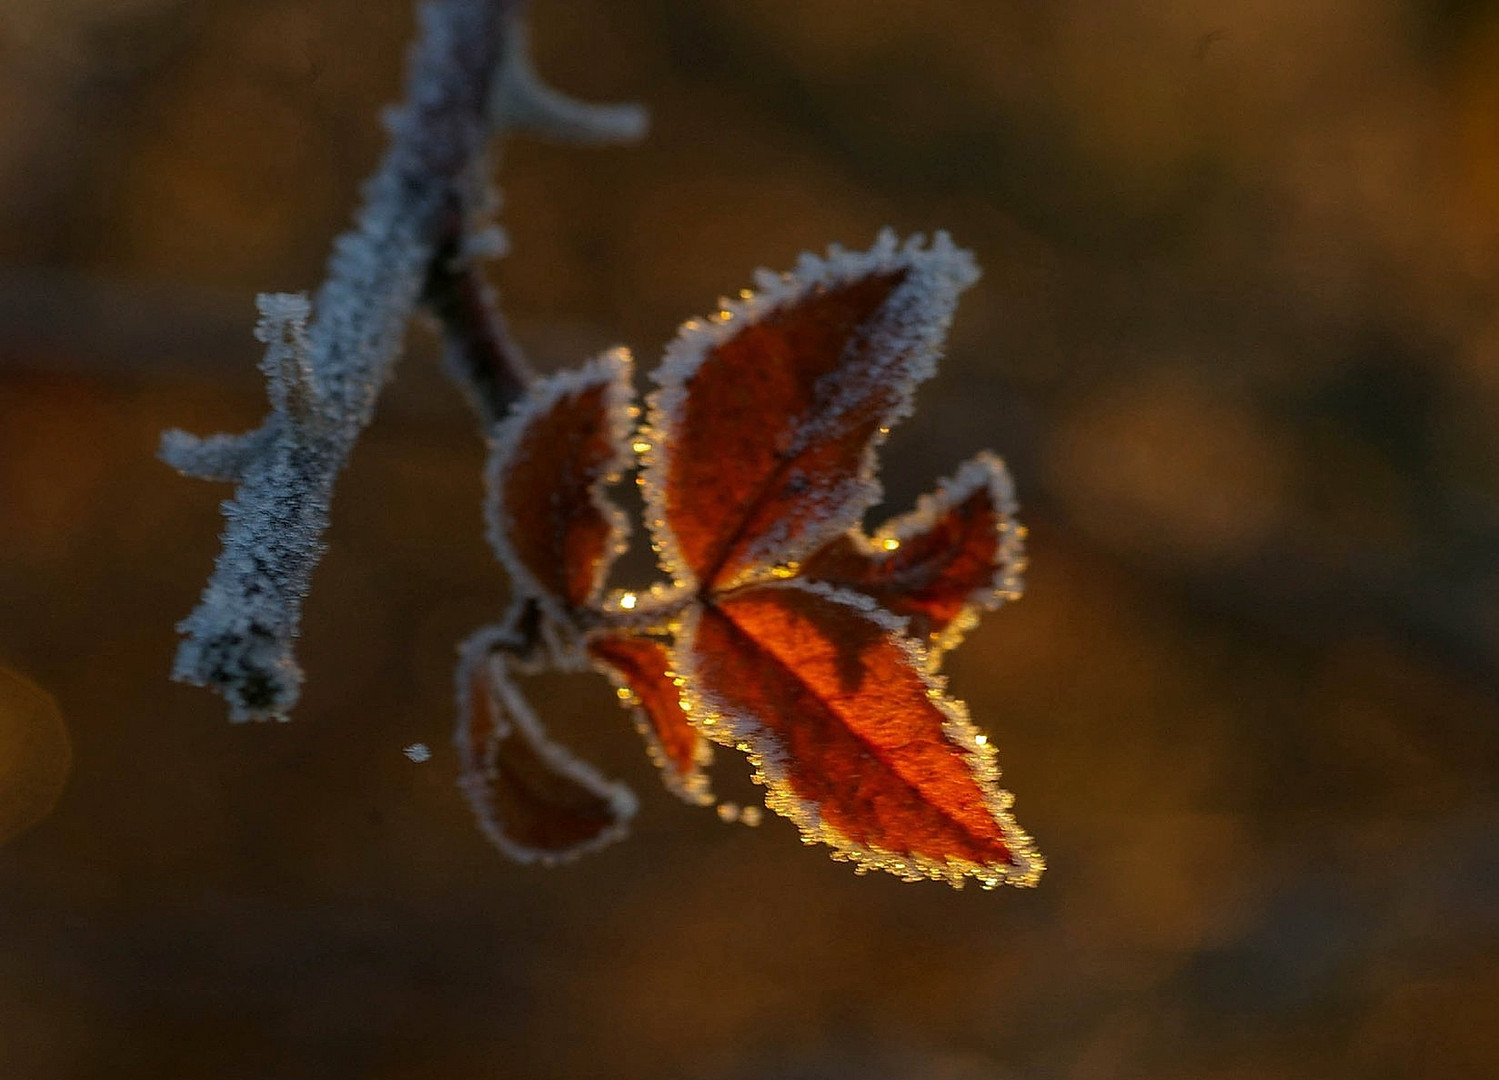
[484,347,637,623]
[671,579,1043,889]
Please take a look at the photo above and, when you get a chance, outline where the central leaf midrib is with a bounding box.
[694,328,888,589]
[696,414,821,589]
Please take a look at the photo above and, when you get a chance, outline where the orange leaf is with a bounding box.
[455,631,636,864]
[486,349,634,613]
[587,631,714,806]
[801,452,1026,656]
[678,582,1041,887]
[641,233,979,592]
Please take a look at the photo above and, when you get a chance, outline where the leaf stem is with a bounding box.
[423,208,533,427]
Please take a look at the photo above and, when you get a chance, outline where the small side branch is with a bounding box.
[488,20,648,144]
[162,0,645,721]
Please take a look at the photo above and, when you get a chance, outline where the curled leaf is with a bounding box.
[486,349,635,614]
[641,231,980,592]
[801,451,1026,657]
[678,581,1041,888]
[455,630,636,864]
[587,631,714,806]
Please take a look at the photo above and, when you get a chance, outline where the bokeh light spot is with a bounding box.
[0,665,72,844]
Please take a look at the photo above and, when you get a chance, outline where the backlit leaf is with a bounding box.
[640,232,980,592]
[467,231,1042,887]
[587,631,714,806]
[801,452,1026,657]
[677,581,1041,888]
[455,630,636,864]
[486,349,635,614]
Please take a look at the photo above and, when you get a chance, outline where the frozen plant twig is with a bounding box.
[161,0,646,721]
[487,19,648,144]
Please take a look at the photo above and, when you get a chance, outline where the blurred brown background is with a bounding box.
[4,1,1499,1077]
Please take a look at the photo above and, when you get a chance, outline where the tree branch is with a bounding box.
[161,0,645,721]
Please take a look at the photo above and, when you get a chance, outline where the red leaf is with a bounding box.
[486,349,634,613]
[455,630,636,864]
[678,581,1041,887]
[462,232,1042,887]
[801,452,1026,656]
[641,233,979,592]
[587,631,714,806]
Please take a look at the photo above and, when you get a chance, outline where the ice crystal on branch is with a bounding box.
[468,232,1042,888]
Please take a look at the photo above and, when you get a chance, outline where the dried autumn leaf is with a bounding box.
[486,349,634,614]
[455,631,636,864]
[587,631,714,806]
[801,451,1026,656]
[640,231,980,592]
[678,581,1041,888]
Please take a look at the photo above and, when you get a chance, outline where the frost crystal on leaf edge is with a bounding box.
[586,631,718,808]
[454,626,637,865]
[825,449,1028,663]
[672,579,1043,889]
[483,347,637,625]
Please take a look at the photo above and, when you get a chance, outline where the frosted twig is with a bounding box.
[488,20,648,144]
[161,0,646,721]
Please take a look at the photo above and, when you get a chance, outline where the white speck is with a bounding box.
[403,743,432,763]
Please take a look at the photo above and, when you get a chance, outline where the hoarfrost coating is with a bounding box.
[160,0,646,721]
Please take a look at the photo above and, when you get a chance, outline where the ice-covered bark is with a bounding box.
[161,0,646,721]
